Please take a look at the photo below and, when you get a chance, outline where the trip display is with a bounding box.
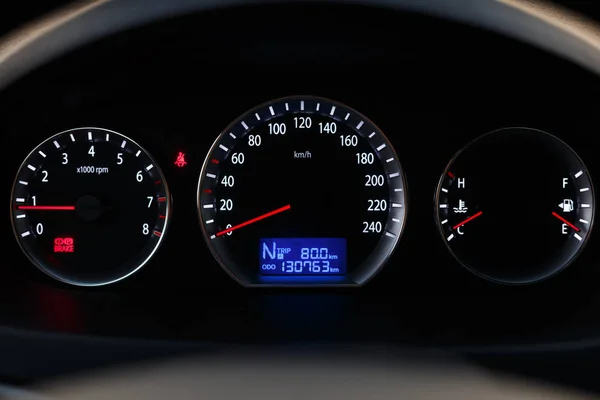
[259,238,347,275]
[198,96,407,286]
[435,127,594,284]
[11,127,171,286]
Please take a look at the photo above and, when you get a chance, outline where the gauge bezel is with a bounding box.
[434,127,595,285]
[10,127,173,287]
[197,95,408,287]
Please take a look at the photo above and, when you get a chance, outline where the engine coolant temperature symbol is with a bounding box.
[435,127,594,284]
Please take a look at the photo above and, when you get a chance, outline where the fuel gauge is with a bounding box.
[435,127,594,284]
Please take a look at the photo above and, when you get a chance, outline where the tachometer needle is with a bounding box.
[216,204,291,237]
[551,211,580,232]
[452,211,483,230]
[17,205,75,210]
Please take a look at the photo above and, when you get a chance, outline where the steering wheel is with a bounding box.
[2,0,600,398]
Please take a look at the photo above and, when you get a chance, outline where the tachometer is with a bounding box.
[198,96,407,286]
[11,127,171,286]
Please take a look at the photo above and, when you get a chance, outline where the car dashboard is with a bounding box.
[2,0,600,386]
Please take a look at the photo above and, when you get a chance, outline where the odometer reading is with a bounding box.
[198,96,407,286]
[11,127,171,286]
[259,238,347,275]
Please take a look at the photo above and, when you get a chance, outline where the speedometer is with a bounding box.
[197,96,407,286]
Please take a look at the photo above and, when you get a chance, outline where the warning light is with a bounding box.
[174,152,187,168]
[54,237,74,253]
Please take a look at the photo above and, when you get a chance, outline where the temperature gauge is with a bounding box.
[435,127,594,284]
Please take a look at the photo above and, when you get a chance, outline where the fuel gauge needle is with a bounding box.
[551,211,580,232]
[453,211,483,230]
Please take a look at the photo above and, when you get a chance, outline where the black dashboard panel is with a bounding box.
[1,3,600,349]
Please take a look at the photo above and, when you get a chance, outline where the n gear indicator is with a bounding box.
[435,127,594,285]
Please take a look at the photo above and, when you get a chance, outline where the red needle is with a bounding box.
[551,211,580,232]
[216,204,291,237]
[452,211,483,230]
[17,205,75,210]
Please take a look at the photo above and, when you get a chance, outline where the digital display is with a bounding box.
[259,238,347,275]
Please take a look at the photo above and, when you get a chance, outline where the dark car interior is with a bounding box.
[4,0,600,398]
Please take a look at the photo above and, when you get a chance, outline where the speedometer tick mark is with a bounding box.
[285,103,289,111]
[27,164,36,171]
[255,113,261,121]
[203,204,214,209]
[384,231,396,238]
[394,188,402,192]
[219,144,229,152]
[135,150,141,157]
[356,121,364,130]
[53,141,60,149]
[38,151,46,158]
[16,214,25,219]
[316,103,320,111]
[105,133,110,141]
[389,172,400,178]
[369,132,376,138]
[269,106,275,116]
[21,231,31,238]
[392,218,400,223]
[121,140,127,149]
[330,106,336,116]
[386,158,393,163]
[391,203,402,208]
[344,113,350,120]
[206,173,216,179]
[18,180,28,185]
[300,101,305,111]
[210,234,216,239]
[376,144,386,151]
[229,133,236,139]
[241,121,249,130]
[206,219,214,224]
[70,134,76,142]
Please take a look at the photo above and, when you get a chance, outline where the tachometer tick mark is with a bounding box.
[38,151,46,158]
[211,159,219,164]
[27,164,36,171]
[70,134,76,142]
[145,164,154,171]
[88,131,92,141]
[157,197,167,203]
[135,150,141,157]
[121,140,127,149]
[229,133,236,139]
[21,231,31,238]
[153,230,162,237]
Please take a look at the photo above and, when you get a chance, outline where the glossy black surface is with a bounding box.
[1,4,600,347]
[436,128,595,284]
[199,96,406,286]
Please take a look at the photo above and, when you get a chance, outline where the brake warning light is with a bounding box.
[54,237,74,253]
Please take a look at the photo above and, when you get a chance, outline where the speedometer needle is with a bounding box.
[216,204,291,237]
[551,211,580,232]
[17,205,75,210]
[452,211,483,230]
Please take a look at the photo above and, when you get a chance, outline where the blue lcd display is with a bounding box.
[259,238,347,275]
